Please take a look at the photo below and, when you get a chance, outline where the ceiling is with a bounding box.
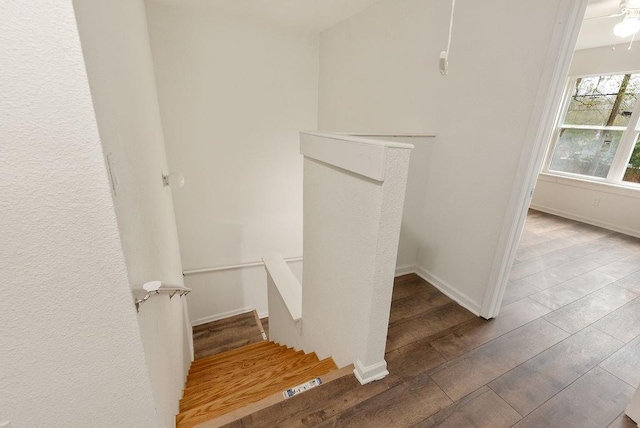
[147,0,381,32]
[577,0,635,50]
[148,0,632,48]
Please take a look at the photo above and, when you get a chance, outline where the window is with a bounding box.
[544,73,640,185]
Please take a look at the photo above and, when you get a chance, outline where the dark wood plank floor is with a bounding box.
[220,210,640,427]
[193,311,265,360]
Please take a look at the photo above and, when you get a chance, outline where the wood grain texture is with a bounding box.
[514,367,634,427]
[529,270,617,310]
[594,297,640,343]
[599,335,640,388]
[193,311,264,360]
[386,302,475,352]
[200,212,639,427]
[488,326,623,416]
[177,341,337,427]
[429,319,569,401]
[415,386,521,428]
[544,284,638,334]
[430,297,551,360]
[313,373,451,428]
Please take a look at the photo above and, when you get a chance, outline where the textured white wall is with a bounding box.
[0,1,159,426]
[301,140,411,373]
[72,0,190,426]
[146,2,318,324]
[532,45,640,238]
[366,136,435,272]
[318,0,566,312]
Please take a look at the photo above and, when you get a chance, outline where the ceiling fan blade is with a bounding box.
[584,11,625,21]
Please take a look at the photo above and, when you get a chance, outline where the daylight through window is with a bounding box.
[545,73,640,185]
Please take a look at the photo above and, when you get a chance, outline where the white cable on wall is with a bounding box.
[439,0,456,76]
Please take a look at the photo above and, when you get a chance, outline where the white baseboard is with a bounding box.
[395,264,417,277]
[353,359,389,385]
[414,266,481,316]
[191,306,254,327]
[530,204,640,239]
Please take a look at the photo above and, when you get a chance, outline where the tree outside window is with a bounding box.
[546,73,640,185]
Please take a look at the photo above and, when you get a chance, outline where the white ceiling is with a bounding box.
[577,0,636,50]
[148,0,633,49]
[147,0,381,32]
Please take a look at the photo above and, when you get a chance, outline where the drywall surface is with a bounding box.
[187,259,303,325]
[0,1,159,426]
[366,136,435,272]
[570,43,640,76]
[532,45,640,237]
[319,0,566,311]
[533,175,640,237]
[72,0,190,426]
[300,134,411,376]
[146,2,318,323]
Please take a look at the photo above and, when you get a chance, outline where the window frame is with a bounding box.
[542,71,640,188]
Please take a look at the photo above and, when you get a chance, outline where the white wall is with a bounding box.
[146,2,319,324]
[318,0,568,313]
[366,136,435,272]
[532,44,640,238]
[0,1,159,426]
[300,136,411,380]
[72,1,190,426]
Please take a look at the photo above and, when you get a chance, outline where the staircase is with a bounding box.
[176,340,338,427]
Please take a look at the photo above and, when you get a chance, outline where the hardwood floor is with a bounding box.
[219,210,640,427]
[193,311,265,360]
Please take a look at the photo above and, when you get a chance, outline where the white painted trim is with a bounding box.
[530,203,640,239]
[341,132,436,138]
[353,359,389,385]
[302,131,415,149]
[538,173,640,199]
[183,256,302,276]
[394,264,417,277]
[191,306,254,327]
[300,132,414,182]
[480,0,589,319]
[415,265,481,316]
[262,253,302,321]
[626,382,640,425]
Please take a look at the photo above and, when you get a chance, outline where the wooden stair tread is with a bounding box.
[178,358,337,427]
[184,348,310,394]
[190,340,271,368]
[187,342,289,380]
[177,341,338,428]
[180,351,321,411]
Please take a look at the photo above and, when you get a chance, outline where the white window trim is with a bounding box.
[542,73,640,191]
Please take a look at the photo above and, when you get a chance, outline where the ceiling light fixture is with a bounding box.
[614,0,640,38]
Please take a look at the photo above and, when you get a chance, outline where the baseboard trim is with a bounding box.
[530,204,640,239]
[353,359,389,385]
[395,264,417,277]
[414,266,481,316]
[191,306,255,327]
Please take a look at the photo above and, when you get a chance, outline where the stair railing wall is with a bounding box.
[264,131,413,385]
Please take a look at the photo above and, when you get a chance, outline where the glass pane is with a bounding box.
[623,134,640,184]
[565,74,640,127]
[549,128,623,178]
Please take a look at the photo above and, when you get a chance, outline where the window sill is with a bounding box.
[538,172,640,199]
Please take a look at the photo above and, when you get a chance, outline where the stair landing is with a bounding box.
[177,341,338,427]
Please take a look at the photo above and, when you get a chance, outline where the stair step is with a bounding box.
[185,347,305,392]
[177,357,337,428]
[180,350,319,412]
[190,340,270,369]
[187,342,288,381]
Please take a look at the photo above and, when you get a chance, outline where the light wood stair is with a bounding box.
[176,341,338,428]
